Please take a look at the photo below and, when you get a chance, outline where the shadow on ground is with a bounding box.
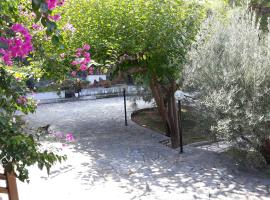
[20,97,270,200]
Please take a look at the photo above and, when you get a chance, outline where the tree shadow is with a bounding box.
[24,98,270,199]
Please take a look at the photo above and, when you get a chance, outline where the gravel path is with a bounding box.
[18,97,270,200]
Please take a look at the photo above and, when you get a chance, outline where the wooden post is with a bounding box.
[0,172,19,200]
[6,172,19,200]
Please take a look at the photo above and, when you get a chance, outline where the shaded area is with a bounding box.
[18,97,270,200]
[131,106,211,145]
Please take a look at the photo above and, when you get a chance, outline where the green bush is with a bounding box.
[184,7,270,165]
[0,68,65,182]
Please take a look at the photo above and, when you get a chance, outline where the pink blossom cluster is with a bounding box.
[60,53,65,58]
[50,131,75,142]
[66,133,75,142]
[71,44,94,76]
[46,0,65,10]
[63,23,76,33]
[45,0,64,22]
[18,5,36,19]
[0,24,33,66]
[48,14,61,21]
[32,23,43,31]
[17,96,28,105]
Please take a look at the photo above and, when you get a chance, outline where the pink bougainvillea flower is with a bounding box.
[80,64,88,71]
[70,44,94,75]
[66,133,75,142]
[76,48,83,53]
[17,96,28,105]
[45,0,64,11]
[31,12,36,17]
[60,53,65,58]
[89,66,94,75]
[11,24,24,32]
[0,24,33,65]
[57,0,65,6]
[49,14,61,21]
[71,71,77,77]
[0,49,5,55]
[83,52,90,58]
[63,23,76,33]
[80,59,86,65]
[46,0,58,10]
[75,51,81,57]
[2,54,12,66]
[32,23,41,30]
[71,60,79,65]
[83,44,90,51]
[85,57,91,63]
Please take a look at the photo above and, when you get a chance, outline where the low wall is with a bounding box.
[27,85,143,104]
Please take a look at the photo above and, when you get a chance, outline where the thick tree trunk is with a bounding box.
[149,78,180,148]
[260,138,270,164]
[150,79,171,137]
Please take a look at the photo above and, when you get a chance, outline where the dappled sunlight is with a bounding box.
[17,98,270,200]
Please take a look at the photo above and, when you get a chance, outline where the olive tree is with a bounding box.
[184,8,270,164]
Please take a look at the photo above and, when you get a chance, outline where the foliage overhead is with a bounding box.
[59,0,205,84]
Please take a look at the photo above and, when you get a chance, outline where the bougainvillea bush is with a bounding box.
[0,0,68,182]
[184,8,270,165]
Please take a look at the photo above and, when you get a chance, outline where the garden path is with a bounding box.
[18,97,270,200]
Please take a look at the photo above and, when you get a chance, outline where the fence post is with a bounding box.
[6,172,19,200]
[178,100,183,153]
[123,88,128,126]
[0,172,19,200]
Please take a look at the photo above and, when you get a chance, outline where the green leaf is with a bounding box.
[32,0,41,12]
[47,21,57,32]
[41,17,47,27]
[34,12,42,23]
[51,35,59,45]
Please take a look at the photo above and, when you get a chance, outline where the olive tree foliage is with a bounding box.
[184,8,270,164]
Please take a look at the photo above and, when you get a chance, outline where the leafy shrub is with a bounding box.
[184,8,270,165]
[0,68,65,182]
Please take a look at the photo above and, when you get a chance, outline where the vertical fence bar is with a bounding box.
[123,88,128,126]
[178,100,183,153]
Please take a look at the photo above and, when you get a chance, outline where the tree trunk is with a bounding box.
[150,78,171,137]
[260,138,270,165]
[150,78,180,148]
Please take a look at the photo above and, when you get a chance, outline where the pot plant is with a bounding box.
[61,78,82,98]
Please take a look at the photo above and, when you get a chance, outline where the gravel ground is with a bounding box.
[17,97,270,200]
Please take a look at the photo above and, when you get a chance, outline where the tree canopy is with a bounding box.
[56,0,205,147]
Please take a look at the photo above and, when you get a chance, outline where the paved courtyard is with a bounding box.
[18,97,270,200]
